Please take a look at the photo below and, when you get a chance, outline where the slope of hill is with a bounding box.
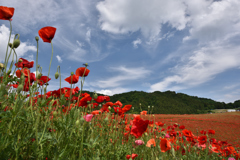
[81,90,240,114]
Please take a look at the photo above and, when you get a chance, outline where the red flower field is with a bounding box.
[145,112,240,147]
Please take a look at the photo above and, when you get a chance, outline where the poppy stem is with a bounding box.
[76,67,87,107]
[4,20,12,72]
[36,37,39,82]
[45,40,54,94]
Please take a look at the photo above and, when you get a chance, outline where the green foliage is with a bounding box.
[83,90,240,114]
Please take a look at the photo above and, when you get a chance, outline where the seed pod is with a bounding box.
[13,39,20,48]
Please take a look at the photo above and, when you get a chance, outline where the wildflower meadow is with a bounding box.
[0,6,239,160]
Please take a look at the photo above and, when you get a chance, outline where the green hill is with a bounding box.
[81,90,240,114]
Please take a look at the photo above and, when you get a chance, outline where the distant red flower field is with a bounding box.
[146,112,240,147]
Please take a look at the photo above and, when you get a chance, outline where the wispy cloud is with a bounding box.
[132,38,142,48]
[90,66,152,88]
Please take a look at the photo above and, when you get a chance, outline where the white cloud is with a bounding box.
[183,0,240,43]
[0,25,36,63]
[86,28,91,43]
[90,66,152,88]
[132,38,142,48]
[96,87,130,96]
[56,55,62,63]
[96,0,188,41]
[150,41,240,92]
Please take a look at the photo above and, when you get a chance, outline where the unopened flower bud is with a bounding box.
[13,39,20,48]
[148,106,150,109]
[18,59,23,62]
[20,74,25,82]
[17,84,23,93]
[55,72,59,79]
[83,63,88,67]
[8,43,13,48]
[108,106,111,110]
[53,111,58,116]
[35,36,39,42]
[93,92,98,99]
[71,72,74,75]
[7,69,11,75]
[37,73,42,79]
[0,63,5,69]
[76,120,80,126]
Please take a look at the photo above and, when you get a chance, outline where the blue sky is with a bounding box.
[1,0,240,103]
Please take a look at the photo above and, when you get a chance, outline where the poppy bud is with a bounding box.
[37,73,42,79]
[35,36,39,42]
[53,111,58,116]
[20,74,25,82]
[80,117,85,123]
[17,84,23,93]
[71,72,74,75]
[148,106,150,109]
[76,120,80,126]
[18,59,23,62]
[0,63,5,69]
[132,107,134,110]
[13,39,20,48]
[83,63,88,67]
[55,72,59,79]
[7,69,11,75]
[8,43,13,48]
[87,101,90,104]
[32,82,37,88]
[93,92,98,99]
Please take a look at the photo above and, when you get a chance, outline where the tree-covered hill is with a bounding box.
[81,90,240,114]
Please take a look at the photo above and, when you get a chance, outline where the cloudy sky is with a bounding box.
[1,0,240,103]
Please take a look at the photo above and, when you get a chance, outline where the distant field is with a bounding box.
[211,109,237,113]
[145,112,240,147]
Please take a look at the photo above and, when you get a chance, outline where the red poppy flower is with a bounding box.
[182,129,194,138]
[200,130,206,135]
[122,104,132,112]
[65,74,79,84]
[197,136,207,145]
[75,67,90,77]
[179,125,185,130]
[38,26,56,43]
[15,58,34,69]
[0,6,14,20]
[113,100,122,107]
[126,154,138,160]
[16,69,21,78]
[208,130,215,135]
[113,107,123,116]
[146,138,156,147]
[94,96,107,103]
[37,76,51,86]
[140,110,147,115]
[155,122,164,127]
[160,138,171,152]
[130,116,149,138]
